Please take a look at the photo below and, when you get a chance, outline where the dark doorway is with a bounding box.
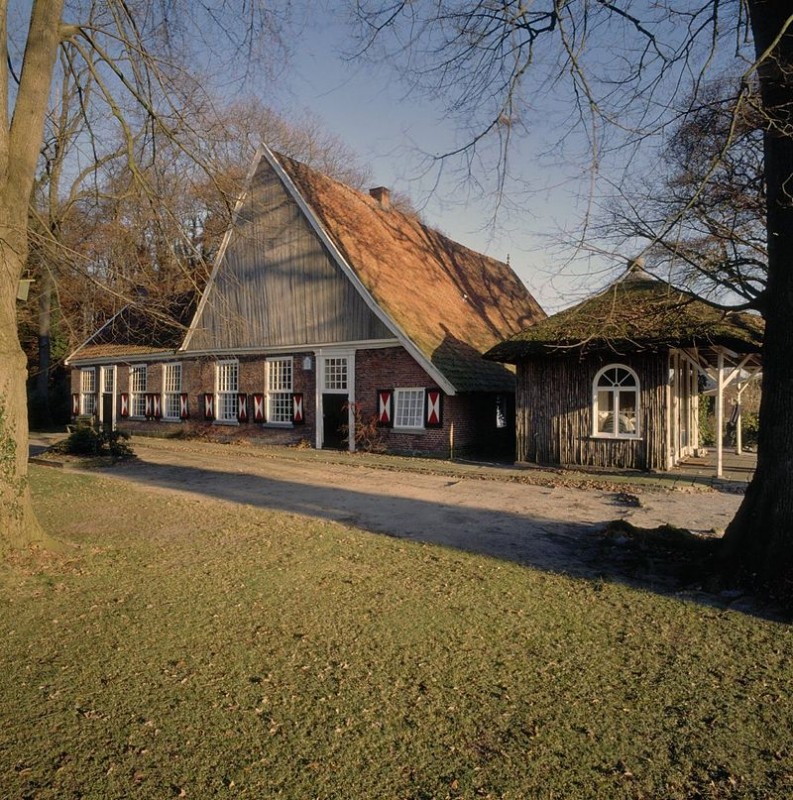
[322,394,348,450]
[102,393,114,432]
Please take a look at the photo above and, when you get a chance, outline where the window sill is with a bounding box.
[262,422,294,429]
[393,426,426,434]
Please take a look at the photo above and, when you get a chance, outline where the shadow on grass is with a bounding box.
[99,456,776,620]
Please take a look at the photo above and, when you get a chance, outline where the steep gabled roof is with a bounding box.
[486,265,763,363]
[271,150,545,391]
[66,292,197,365]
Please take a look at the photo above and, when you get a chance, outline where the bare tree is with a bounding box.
[0,0,293,551]
[608,79,766,307]
[351,1,793,602]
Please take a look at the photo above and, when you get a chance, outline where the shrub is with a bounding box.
[57,418,134,461]
[342,403,386,453]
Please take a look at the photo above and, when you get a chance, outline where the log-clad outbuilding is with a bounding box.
[66,144,545,459]
[486,264,763,472]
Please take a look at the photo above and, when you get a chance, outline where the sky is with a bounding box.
[253,6,613,313]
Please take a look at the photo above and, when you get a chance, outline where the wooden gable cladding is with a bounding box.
[184,161,393,352]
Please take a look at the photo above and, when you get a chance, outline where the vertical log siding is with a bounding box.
[516,352,669,471]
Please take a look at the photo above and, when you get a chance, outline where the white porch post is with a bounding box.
[716,350,724,478]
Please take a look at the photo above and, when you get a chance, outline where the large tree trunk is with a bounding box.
[0,225,49,552]
[32,268,53,428]
[0,0,66,553]
[721,2,793,603]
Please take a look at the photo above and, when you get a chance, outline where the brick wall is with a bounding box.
[70,347,515,460]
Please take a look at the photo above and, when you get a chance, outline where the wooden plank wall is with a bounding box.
[516,352,669,470]
[186,163,393,352]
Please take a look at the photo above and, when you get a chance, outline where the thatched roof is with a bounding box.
[67,293,197,365]
[276,152,545,392]
[486,266,764,363]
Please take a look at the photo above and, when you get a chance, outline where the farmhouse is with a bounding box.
[486,262,763,473]
[67,144,544,459]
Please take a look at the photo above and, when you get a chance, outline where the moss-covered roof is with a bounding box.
[486,268,764,363]
[67,293,197,365]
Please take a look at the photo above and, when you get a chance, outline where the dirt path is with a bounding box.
[94,438,742,584]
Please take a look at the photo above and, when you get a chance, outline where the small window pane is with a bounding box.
[217,361,239,421]
[618,390,637,433]
[164,364,182,393]
[81,369,96,393]
[324,357,347,391]
[267,358,293,423]
[597,389,614,434]
[395,389,424,429]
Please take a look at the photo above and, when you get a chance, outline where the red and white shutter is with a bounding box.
[425,389,443,428]
[292,393,304,424]
[203,393,214,420]
[144,394,153,418]
[377,390,393,427]
[71,393,80,417]
[152,394,162,419]
[237,393,248,423]
[253,393,265,422]
[179,393,189,419]
[120,393,130,417]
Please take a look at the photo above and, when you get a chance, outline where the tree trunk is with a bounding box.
[33,267,53,428]
[721,2,793,604]
[0,227,50,552]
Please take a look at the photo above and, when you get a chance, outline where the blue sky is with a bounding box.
[257,6,609,313]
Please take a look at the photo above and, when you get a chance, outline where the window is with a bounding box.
[80,368,96,415]
[324,357,348,391]
[266,357,293,423]
[216,360,239,422]
[130,365,148,417]
[163,363,182,420]
[394,388,425,429]
[102,367,114,394]
[593,365,640,438]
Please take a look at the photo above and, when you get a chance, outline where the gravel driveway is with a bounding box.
[95,437,742,584]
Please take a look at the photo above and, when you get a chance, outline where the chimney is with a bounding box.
[369,186,391,209]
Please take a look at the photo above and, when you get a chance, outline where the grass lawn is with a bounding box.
[1,467,791,799]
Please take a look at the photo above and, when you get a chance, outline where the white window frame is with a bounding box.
[323,356,348,392]
[80,368,96,416]
[162,363,183,421]
[266,357,293,425]
[592,364,641,439]
[130,365,148,418]
[394,387,425,430]
[216,360,239,423]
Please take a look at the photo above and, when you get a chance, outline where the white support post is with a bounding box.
[716,350,724,478]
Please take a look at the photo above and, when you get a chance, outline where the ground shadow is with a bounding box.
[96,455,776,620]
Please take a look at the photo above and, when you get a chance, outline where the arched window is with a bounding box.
[593,365,640,438]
